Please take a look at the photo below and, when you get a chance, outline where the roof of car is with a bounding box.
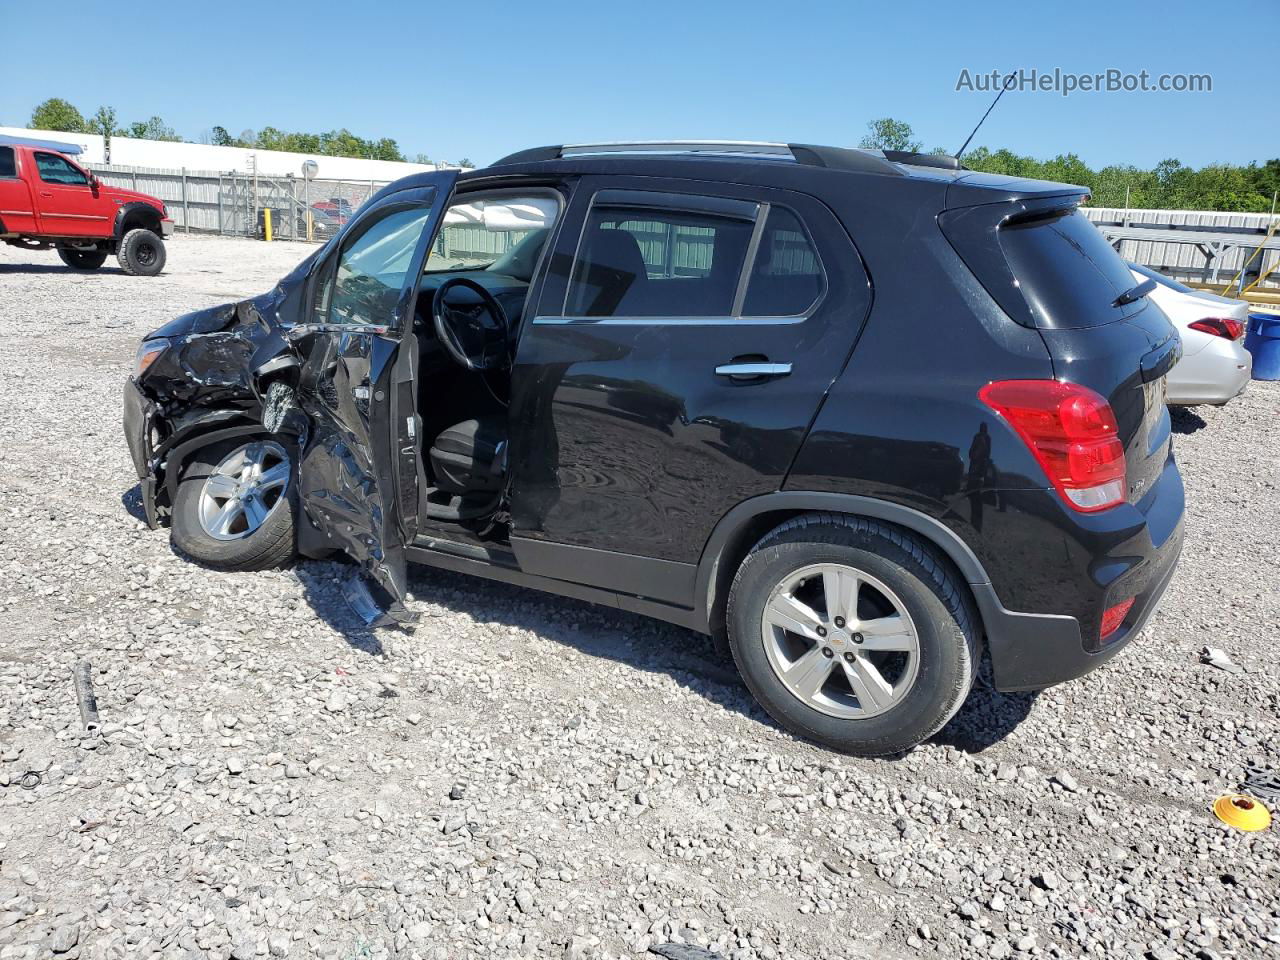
[0,133,84,155]
[463,141,1087,205]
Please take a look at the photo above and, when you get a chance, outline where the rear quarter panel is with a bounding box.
[783,183,1067,610]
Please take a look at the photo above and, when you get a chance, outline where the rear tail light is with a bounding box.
[1188,317,1244,340]
[979,380,1126,512]
[1100,596,1136,640]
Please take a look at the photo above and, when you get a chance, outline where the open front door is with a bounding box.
[291,173,458,622]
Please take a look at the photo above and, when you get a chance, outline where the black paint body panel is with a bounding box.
[122,150,1187,693]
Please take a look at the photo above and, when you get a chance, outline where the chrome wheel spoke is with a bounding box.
[842,655,894,712]
[197,441,290,542]
[856,614,916,652]
[211,499,246,536]
[784,645,834,700]
[823,567,859,623]
[766,593,825,641]
[202,474,240,500]
[241,495,268,529]
[257,461,290,491]
[761,562,921,720]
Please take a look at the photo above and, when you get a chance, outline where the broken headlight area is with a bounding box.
[133,338,169,378]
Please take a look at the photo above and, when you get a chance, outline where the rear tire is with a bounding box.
[58,248,108,270]
[117,228,166,277]
[727,513,979,756]
[171,438,297,571]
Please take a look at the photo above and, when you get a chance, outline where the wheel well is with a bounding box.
[119,207,162,239]
[704,506,985,654]
[706,508,805,650]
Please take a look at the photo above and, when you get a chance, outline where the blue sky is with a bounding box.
[1,0,1272,169]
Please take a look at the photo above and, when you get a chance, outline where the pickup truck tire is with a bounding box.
[58,248,109,270]
[726,513,979,757]
[117,228,166,277]
[171,438,297,571]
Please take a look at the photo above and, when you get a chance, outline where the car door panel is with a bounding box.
[30,151,107,235]
[290,174,458,614]
[0,147,39,234]
[507,176,871,592]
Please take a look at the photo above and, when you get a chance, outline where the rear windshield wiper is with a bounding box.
[1113,277,1157,307]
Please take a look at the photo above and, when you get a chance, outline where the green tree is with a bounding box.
[370,138,404,162]
[321,128,366,158]
[30,98,86,133]
[210,125,234,147]
[127,116,181,142]
[86,105,118,138]
[859,118,921,153]
[255,126,289,151]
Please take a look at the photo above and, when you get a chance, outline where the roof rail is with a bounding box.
[489,140,904,176]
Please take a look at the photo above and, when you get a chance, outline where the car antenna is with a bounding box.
[954,71,1016,161]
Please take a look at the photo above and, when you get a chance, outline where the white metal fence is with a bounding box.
[1083,207,1280,290]
[88,164,397,242]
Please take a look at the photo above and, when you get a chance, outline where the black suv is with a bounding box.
[123,141,1185,755]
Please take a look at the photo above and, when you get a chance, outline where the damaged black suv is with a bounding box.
[124,141,1185,755]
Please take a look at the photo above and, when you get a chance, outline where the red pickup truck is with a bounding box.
[0,136,173,276]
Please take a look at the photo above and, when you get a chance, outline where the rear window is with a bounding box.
[566,204,754,318]
[997,210,1145,328]
[0,147,15,178]
[742,207,825,316]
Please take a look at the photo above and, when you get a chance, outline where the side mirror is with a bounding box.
[89,174,101,190]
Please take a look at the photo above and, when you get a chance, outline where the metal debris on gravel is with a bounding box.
[1,236,1278,959]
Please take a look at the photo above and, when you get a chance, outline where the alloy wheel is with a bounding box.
[197,441,290,541]
[760,562,920,719]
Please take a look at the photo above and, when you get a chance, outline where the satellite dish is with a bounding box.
[301,160,319,178]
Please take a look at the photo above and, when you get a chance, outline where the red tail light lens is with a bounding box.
[1188,317,1244,340]
[1100,596,1136,640]
[979,380,1126,512]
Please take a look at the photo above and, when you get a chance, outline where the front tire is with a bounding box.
[727,514,979,756]
[58,248,108,270]
[171,439,297,571]
[117,228,166,277]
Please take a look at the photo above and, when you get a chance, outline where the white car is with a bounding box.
[1128,262,1252,406]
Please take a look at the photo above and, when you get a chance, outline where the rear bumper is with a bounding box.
[982,455,1186,691]
[1166,336,1252,405]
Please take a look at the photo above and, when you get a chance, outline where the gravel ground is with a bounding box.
[0,235,1278,960]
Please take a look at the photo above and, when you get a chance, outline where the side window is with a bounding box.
[565,201,754,318]
[315,203,435,325]
[34,152,88,186]
[742,207,826,316]
[0,147,15,179]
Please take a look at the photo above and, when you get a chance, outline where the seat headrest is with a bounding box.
[572,227,649,315]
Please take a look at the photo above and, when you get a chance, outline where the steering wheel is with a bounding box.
[432,276,511,372]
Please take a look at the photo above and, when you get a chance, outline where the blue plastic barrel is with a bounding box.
[1244,313,1280,381]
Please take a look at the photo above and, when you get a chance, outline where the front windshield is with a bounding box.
[425,195,558,275]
